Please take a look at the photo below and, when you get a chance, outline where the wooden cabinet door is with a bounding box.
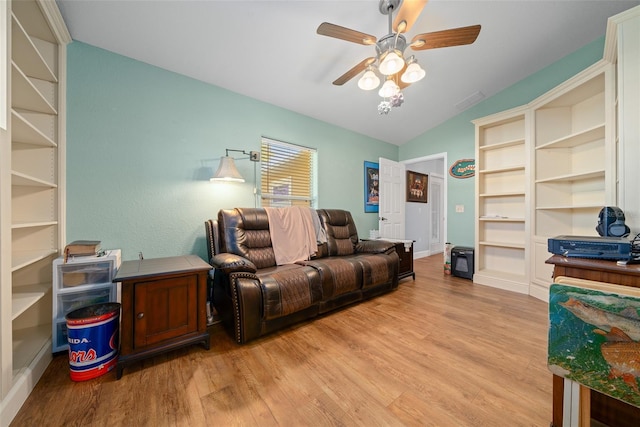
[133,275,198,348]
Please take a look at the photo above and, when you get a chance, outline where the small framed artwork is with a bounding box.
[406,170,428,203]
[364,161,379,213]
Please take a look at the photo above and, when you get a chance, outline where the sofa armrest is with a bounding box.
[229,272,263,344]
[210,253,257,274]
[356,239,396,254]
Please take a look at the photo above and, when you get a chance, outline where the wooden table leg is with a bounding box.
[552,374,564,426]
[579,385,591,427]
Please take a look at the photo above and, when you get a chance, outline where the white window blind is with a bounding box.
[260,137,316,207]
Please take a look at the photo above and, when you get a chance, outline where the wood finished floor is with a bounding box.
[11,255,552,426]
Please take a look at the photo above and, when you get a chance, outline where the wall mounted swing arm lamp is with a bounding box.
[210,149,260,183]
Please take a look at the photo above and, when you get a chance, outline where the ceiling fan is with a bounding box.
[317,0,481,113]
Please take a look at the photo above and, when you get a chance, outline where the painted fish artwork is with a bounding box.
[548,283,640,408]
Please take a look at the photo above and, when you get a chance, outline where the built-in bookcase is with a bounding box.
[473,107,529,294]
[474,61,615,300]
[0,1,69,424]
[534,73,608,236]
[605,6,640,239]
[529,62,615,300]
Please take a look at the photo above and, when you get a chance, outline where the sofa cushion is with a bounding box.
[218,208,277,269]
[317,209,359,256]
[299,257,363,299]
[257,265,322,320]
[354,253,398,288]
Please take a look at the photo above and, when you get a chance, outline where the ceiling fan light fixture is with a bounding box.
[316,1,481,115]
[378,50,405,75]
[378,78,399,98]
[401,57,426,83]
[358,68,380,90]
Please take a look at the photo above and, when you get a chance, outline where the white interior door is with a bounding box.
[378,157,405,239]
[429,175,444,254]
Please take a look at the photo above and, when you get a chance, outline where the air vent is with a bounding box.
[455,91,485,111]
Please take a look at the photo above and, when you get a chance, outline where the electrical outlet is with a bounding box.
[456,205,464,213]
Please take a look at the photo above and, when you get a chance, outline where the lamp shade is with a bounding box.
[401,61,426,84]
[378,79,399,98]
[379,50,405,76]
[358,69,380,91]
[210,156,245,182]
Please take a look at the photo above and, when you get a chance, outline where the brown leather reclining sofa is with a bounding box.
[205,208,399,344]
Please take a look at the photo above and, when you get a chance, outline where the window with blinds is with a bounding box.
[260,137,317,207]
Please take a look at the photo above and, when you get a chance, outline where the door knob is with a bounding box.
[380,217,388,221]
[137,312,144,319]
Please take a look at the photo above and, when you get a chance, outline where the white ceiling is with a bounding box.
[55,0,639,145]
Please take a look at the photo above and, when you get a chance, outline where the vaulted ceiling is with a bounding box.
[56,0,640,145]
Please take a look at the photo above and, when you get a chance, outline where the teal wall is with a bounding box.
[67,36,606,261]
[66,42,397,261]
[400,37,606,247]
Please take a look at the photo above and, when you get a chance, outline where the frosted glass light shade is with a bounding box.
[378,79,399,98]
[379,51,405,75]
[401,62,426,83]
[358,70,380,90]
[210,156,245,182]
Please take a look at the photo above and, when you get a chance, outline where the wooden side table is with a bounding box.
[113,255,211,379]
[393,240,415,280]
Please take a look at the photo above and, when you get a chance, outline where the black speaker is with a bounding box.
[451,246,474,280]
[596,206,630,238]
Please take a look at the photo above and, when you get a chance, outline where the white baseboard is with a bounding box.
[529,282,550,302]
[414,250,430,259]
[0,340,52,427]
[473,273,529,295]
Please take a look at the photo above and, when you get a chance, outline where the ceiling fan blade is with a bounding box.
[333,57,376,86]
[393,0,428,33]
[410,24,481,50]
[317,22,376,46]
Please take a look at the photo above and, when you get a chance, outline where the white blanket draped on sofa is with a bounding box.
[265,207,321,265]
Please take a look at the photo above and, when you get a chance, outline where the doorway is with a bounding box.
[429,175,445,255]
[403,153,447,259]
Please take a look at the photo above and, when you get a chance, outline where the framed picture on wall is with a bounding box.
[406,170,428,203]
[364,161,379,213]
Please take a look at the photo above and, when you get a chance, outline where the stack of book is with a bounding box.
[63,240,102,262]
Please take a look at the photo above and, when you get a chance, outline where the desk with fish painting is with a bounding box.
[546,255,640,427]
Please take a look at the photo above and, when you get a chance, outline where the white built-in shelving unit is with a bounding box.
[473,107,529,294]
[0,1,69,424]
[473,5,640,301]
[529,63,616,300]
[474,61,615,300]
[605,6,640,239]
[472,15,640,302]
